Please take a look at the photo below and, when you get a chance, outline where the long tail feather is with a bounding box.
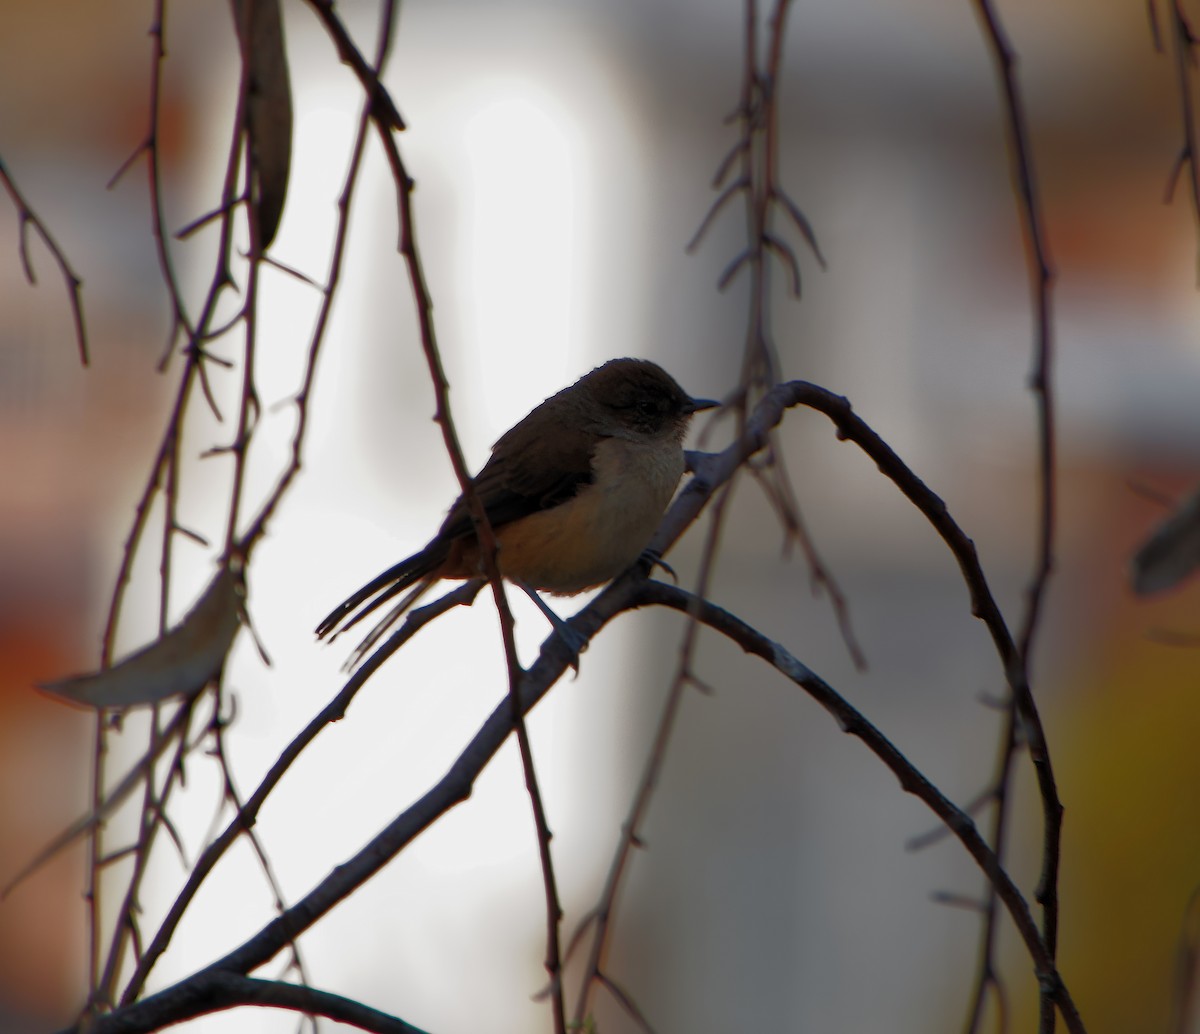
[315,546,443,641]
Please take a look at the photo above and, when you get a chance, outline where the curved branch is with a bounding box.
[74,972,430,1034]
[637,582,1083,1034]
[970,4,1061,1028]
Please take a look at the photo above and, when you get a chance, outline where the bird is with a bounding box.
[316,357,717,666]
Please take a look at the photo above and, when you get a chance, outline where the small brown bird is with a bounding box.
[317,357,716,663]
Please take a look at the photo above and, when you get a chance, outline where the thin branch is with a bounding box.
[685,175,749,253]
[74,972,432,1034]
[573,471,738,1027]
[598,972,657,1034]
[95,701,197,1008]
[639,583,1082,1034]
[0,155,89,364]
[236,69,373,553]
[119,580,482,1004]
[85,713,107,1006]
[2,702,194,897]
[304,0,406,131]
[209,711,316,1012]
[309,2,568,1022]
[83,565,1083,1033]
[85,2,255,1016]
[1165,1,1200,279]
[970,4,1061,1031]
[113,0,196,364]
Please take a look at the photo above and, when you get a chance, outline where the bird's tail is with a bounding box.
[315,548,445,667]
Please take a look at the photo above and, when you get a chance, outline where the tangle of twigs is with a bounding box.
[57,380,1083,1034]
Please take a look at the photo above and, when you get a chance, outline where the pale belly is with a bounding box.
[493,436,685,594]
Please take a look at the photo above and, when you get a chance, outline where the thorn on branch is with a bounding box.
[107,139,151,191]
[186,342,235,370]
[598,972,656,1034]
[180,351,227,421]
[158,807,188,863]
[1149,0,1164,53]
[931,890,988,912]
[687,177,750,253]
[763,232,802,296]
[1166,147,1189,203]
[907,784,999,851]
[258,252,323,289]
[717,248,752,290]
[1180,8,1200,50]
[563,908,599,963]
[722,99,752,126]
[776,187,828,268]
[201,438,244,460]
[176,196,245,240]
[712,136,750,188]
[174,523,211,547]
[156,318,186,373]
[99,844,140,867]
[16,215,35,283]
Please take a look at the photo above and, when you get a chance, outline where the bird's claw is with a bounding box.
[639,547,677,583]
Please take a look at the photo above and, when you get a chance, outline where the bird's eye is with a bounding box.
[637,398,658,417]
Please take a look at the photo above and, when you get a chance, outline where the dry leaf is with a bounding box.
[232,0,293,248]
[1132,485,1200,596]
[39,564,244,709]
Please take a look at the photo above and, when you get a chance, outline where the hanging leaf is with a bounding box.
[232,0,293,249]
[39,564,245,709]
[1132,484,1200,595]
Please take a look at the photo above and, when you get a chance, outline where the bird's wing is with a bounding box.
[437,419,598,541]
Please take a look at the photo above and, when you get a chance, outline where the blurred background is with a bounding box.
[3,0,1200,1031]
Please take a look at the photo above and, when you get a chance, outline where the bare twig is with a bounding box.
[95,701,198,1008]
[82,971,432,1034]
[106,0,195,365]
[0,155,89,364]
[118,2,402,1005]
[2,703,195,897]
[690,0,860,676]
[638,583,1083,1034]
[314,0,568,1021]
[81,3,259,1018]
[304,0,406,131]
[209,710,316,1022]
[1163,1,1200,279]
[967,3,1061,1031]
[237,23,376,555]
[120,580,483,1004]
[572,475,737,1029]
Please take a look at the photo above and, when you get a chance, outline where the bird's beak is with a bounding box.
[684,396,720,415]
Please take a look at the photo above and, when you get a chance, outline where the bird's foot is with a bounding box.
[513,579,587,674]
[638,547,677,583]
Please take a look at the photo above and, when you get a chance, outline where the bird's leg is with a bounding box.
[511,579,587,672]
